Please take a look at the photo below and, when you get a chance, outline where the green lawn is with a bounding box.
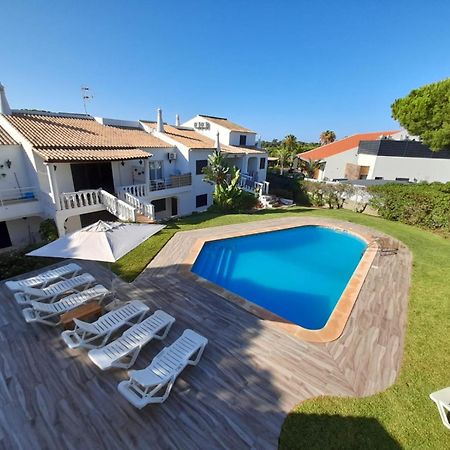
[113,207,449,449]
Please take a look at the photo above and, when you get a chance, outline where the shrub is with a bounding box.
[0,246,53,281]
[39,219,58,243]
[267,172,310,205]
[302,181,355,209]
[368,183,450,234]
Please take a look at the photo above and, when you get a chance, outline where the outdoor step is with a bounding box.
[135,213,156,224]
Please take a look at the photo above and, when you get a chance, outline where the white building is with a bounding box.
[300,130,450,183]
[0,83,268,250]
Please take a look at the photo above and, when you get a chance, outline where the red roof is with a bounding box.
[299,131,399,161]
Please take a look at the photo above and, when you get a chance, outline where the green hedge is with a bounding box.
[368,182,450,234]
[267,171,310,205]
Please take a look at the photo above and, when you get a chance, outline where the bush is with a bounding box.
[267,172,310,205]
[234,191,258,211]
[302,181,355,209]
[0,246,54,281]
[39,219,58,243]
[368,183,450,234]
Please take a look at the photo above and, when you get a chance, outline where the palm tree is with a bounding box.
[276,146,294,175]
[283,134,298,152]
[202,149,229,186]
[319,130,336,145]
[300,159,325,178]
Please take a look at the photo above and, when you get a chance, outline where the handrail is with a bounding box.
[0,186,40,207]
[117,173,192,198]
[118,191,155,220]
[59,189,136,222]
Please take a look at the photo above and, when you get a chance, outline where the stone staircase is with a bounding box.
[260,194,278,208]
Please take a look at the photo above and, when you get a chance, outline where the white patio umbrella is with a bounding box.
[27,220,165,262]
[27,220,166,301]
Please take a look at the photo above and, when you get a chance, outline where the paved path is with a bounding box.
[0,217,412,449]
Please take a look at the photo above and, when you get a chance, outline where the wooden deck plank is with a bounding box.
[0,217,412,449]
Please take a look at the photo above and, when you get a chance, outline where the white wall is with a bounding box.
[229,131,256,146]
[182,115,232,145]
[189,149,214,210]
[322,148,358,180]
[0,145,37,192]
[4,216,42,248]
[358,154,450,182]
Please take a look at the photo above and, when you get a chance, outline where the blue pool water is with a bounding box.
[191,226,367,330]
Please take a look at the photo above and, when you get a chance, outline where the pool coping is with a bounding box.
[180,221,378,343]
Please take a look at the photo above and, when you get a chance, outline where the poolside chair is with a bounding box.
[88,310,175,370]
[22,285,110,327]
[374,236,399,255]
[5,263,82,292]
[430,387,450,430]
[118,329,208,408]
[61,300,149,349]
[14,273,96,305]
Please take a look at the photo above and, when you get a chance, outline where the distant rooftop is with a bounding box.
[198,115,255,133]
[300,131,399,161]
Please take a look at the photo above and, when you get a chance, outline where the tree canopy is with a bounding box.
[319,130,336,145]
[391,78,450,151]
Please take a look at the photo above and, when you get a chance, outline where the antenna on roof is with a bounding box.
[81,86,93,115]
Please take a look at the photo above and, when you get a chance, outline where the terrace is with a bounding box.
[0,215,413,449]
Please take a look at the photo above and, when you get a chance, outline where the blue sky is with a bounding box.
[2,0,450,141]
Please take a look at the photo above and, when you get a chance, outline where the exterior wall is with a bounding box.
[357,154,450,182]
[0,145,36,191]
[229,131,256,147]
[182,115,232,145]
[321,148,358,180]
[4,216,42,248]
[189,149,214,211]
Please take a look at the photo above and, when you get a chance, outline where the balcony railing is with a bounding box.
[118,173,192,198]
[60,189,136,222]
[239,174,269,196]
[0,187,39,207]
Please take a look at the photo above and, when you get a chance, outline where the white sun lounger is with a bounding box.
[5,263,82,292]
[14,273,96,305]
[61,300,149,349]
[430,387,450,430]
[88,310,175,370]
[118,329,207,408]
[22,285,110,327]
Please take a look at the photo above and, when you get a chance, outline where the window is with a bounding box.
[196,159,208,175]
[395,177,410,182]
[196,194,208,208]
[0,222,12,249]
[259,158,266,170]
[149,160,163,180]
[152,198,166,213]
[375,176,384,180]
[239,135,247,146]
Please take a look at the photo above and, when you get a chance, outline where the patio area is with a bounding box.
[0,217,412,449]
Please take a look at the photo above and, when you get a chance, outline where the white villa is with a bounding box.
[300,130,450,183]
[0,83,268,249]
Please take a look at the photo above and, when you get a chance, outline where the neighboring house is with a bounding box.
[299,131,399,181]
[299,130,450,183]
[0,83,268,249]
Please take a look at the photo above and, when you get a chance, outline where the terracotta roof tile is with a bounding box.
[142,122,265,155]
[0,125,17,145]
[299,131,400,161]
[33,147,150,163]
[3,113,168,149]
[198,115,255,133]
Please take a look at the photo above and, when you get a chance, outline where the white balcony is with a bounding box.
[0,187,43,221]
[239,174,269,196]
[58,189,136,222]
[118,173,192,200]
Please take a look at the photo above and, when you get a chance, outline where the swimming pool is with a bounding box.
[191,226,367,330]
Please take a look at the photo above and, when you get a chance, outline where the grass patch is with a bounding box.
[114,207,449,448]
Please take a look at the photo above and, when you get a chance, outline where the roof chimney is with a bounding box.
[215,131,221,152]
[175,114,180,127]
[156,108,164,133]
[0,83,12,115]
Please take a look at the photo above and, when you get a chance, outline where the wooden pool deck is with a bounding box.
[0,217,412,449]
